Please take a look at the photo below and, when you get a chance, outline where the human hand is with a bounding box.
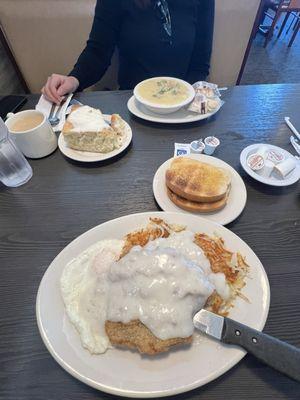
[41,74,79,104]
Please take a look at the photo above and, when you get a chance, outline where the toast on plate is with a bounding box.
[165,157,231,203]
[167,187,230,213]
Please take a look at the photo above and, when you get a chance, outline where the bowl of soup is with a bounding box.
[134,77,195,114]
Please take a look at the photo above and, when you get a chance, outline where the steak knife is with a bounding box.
[193,309,300,382]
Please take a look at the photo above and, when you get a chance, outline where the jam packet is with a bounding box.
[188,81,224,115]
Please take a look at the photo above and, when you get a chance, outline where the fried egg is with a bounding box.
[60,239,124,354]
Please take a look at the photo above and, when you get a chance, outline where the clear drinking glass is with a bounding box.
[0,117,32,187]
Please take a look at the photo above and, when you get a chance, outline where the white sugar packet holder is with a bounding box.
[35,93,74,132]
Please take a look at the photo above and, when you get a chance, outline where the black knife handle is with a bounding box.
[222,317,300,382]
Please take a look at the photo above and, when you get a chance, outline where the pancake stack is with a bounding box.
[165,157,231,213]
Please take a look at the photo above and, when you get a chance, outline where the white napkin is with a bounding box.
[35,93,74,132]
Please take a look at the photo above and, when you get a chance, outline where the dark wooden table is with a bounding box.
[1,84,300,400]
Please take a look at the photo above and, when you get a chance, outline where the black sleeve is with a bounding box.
[186,0,215,84]
[69,0,122,90]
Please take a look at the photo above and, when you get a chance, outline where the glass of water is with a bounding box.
[0,117,32,187]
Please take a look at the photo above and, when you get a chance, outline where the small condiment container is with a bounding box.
[204,136,220,155]
[274,158,296,178]
[247,153,265,171]
[257,159,274,177]
[256,146,268,159]
[266,149,284,164]
[190,139,205,154]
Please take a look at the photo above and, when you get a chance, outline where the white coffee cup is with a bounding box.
[5,110,57,158]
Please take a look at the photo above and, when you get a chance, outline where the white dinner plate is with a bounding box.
[240,144,300,187]
[58,115,132,162]
[153,154,247,225]
[127,96,221,124]
[36,211,270,398]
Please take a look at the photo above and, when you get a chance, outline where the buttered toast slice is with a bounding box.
[167,187,229,213]
[166,157,231,203]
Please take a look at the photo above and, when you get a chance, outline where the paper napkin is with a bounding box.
[35,93,74,132]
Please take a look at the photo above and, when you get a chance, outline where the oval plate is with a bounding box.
[127,96,221,124]
[36,211,269,398]
[58,115,132,162]
[153,154,247,225]
[240,144,300,186]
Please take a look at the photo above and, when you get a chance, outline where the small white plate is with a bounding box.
[127,96,221,124]
[153,154,247,225]
[36,212,269,398]
[240,144,300,187]
[58,115,132,162]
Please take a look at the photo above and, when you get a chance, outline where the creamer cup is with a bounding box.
[247,153,265,171]
[190,139,205,154]
[266,149,284,164]
[257,159,274,177]
[204,136,220,155]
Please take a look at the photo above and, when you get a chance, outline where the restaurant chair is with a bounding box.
[259,0,282,35]
[287,15,300,45]
[284,10,300,34]
[264,0,300,46]
[277,7,300,45]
